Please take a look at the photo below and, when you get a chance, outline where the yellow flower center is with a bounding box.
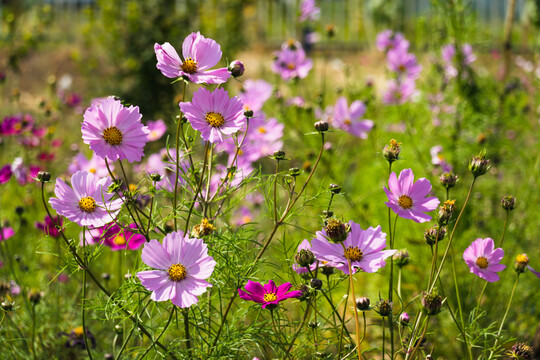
[287,63,296,70]
[238,149,244,156]
[476,256,489,269]
[78,196,96,213]
[258,127,266,134]
[205,112,225,128]
[398,195,413,209]
[103,126,123,146]
[150,130,158,138]
[344,246,363,261]
[516,253,529,265]
[264,292,278,302]
[114,234,126,245]
[73,326,84,338]
[168,263,187,281]
[344,119,351,125]
[390,139,400,147]
[181,58,198,74]
[88,168,96,174]
[241,215,252,223]
[129,184,137,192]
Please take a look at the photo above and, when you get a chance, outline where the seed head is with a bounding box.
[421,289,443,316]
[37,171,51,182]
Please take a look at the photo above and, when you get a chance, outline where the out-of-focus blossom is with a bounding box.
[69,153,112,178]
[0,165,12,184]
[299,0,320,22]
[441,43,476,79]
[238,79,273,114]
[0,114,34,136]
[144,148,189,192]
[376,30,409,52]
[430,146,453,172]
[382,79,418,105]
[331,97,373,139]
[387,47,422,80]
[35,215,62,238]
[83,223,145,251]
[146,119,167,142]
[11,158,40,185]
[0,227,15,241]
[272,44,313,81]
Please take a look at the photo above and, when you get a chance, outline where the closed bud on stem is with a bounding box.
[228,60,244,78]
[329,183,341,194]
[289,167,301,177]
[324,217,350,243]
[295,249,315,267]
[421,289,443,315]
[295,284,310,301]
[314,120,329,133]
[383,139,401,163]
[437,199,456,225]
[28,290,44,305]
[1,298,14,311]
[325,24,335,38]
[508,342,535,360]
[310,278,322,290]
[308,321,319,329]
[468,149,491,177]
[439,171,458,189]
[356,297,370,311]
[424,225,446,246]
[399,312,410,326]
[515,253,529,274]
[501,195,516,211]
[393,249,410,268]
[243,109,254,118]
[37,171,51,182]
[149,173,162,182]
[376,299,393,317]
[272,150,286,160]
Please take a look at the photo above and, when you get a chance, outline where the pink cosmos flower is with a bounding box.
[0,164,12,184]
[233,206,255,226]
[527,265,540,279]
[82,96,149,163]
[238,280,302,309]
[11,158,40,185]
[441,44,476,79]
[384,169,440,223]
[136,231,216,308]
[299,0,320,22]
[144,148,189,192]
[387,47,422,80]
[35,215,62,238]
[311,221,396,274]
[179,87,245,144]
[376,30,409,52]
[49,170,123,227]
[463,238,505,282]
[0,114,34,136]
[238,79,273,114]
[146,119,167,142]
[331,97,374,139]
[272,46,313,81]
[0,227,15,241]
[154,32,230,84]
[83,223,145,251]
[69,152,112,178]
[382,78,417,105]
[292,239,318,275]
[430,146,452,172]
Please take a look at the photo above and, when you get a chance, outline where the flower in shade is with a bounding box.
[83,223,145,251]
[136,231,215,308]
[146,119,167,141]
[463,238,505,282]
[179,87,245,144]
[68,152,112,178]
[154,32,230,84]
[82,96,149,163]
[0,227,15,241]
[384,168,440,223]
[238,280,302,309]
[49,170,123,227]
[299,0,320,22]
[331,97,374,139]
[272,45,313,81]
[35,215,62,238]
[0,164,12,184]
[311,221,396,274]
[292,239,318,275]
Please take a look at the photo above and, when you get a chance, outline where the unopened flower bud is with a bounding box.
[149,173,162,182]
[28,290,44,305]
[308,321,319,329]
[295,284,310,301]
[508,342,535,360]
[314,120,329,133]
[515,253,529,274]
[1,299,14,311]
[437,199,456,225]
[377,299,393,317]
[322,210,333,218]
[468,149,491,177]
[421,290,443,315]
[228,60,245,77]
[324,217,349,243]
[15,206,24,216]
[399,312,410,326]
[439,172,458,189]
[295,248,315,267]
[424,225,446,246]
[393,249,410,268]
[356,297,370,311]
[114,324,123,334]
[329,183,341,194]
[325,24,335,38]
[244,109,254,118]
[289,167,301,177]
[383,139,401,163]
[310,278,322,290]
[321,262,335,276]
[272,150,286,160]
[501,195,516,211]
[37,171,51,182]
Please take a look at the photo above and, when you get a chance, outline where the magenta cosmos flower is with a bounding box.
[237,79,273,114]
[84,223,145,251]
[384,168,440,223]
[463,238,505,282]
[332,97,374,139]
[387,46,422,80]
[35,215,62,238]
[179,87,245,144]
[0,164,12,184]
[49,171,123,227]
[154,32,230,84]
[136,231,216,308]
[69,152,112,178]
[299,0,320,22]
[0,227,15,242]
[238,280,302,309]
[272,46,313,81]
[311,221,396,274]
[376,30,409,53]
[382,78,417,105]
[82,96,149,163]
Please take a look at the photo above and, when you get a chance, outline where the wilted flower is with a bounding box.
[192,218,215,238]
[437,199,456,225]
[463,238,505,282]
[238,280,302,310]
[507,342,534,360]
[137,231,216,308]
[322,217,349,243]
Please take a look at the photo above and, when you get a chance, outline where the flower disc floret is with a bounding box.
[476,256,488,269]
[344,246,363,261]
[78,196,96,213]
[181,58,198,74]
[168,264,187,281]
[398,195,413,209]
[103,126,123,145]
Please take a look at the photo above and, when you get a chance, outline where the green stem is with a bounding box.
[31,304,36,360]
[498,210,509,247]
[343,247,362,360]
[338,277,351,359]
[138,307,175,359]
[82,267,93,359]
[270,310,291,359]
[285,304,310,354]
[184,141,210,234]
[174,81,187,231]
[183,308,192,356]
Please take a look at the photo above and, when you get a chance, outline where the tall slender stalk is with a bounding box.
[343,248,362,360]
[174,82,188,230]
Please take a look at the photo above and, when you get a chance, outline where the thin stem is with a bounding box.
[174,81,187,230]
[498,210,509,247]
[270,310,291,359]
[82,267,93,360]
[31,304,36,360]
[338,277,351,359]
[146,180,156,235]
[183,308,192,356]
[477,281,487,310]
[203,144,214,218]
[285,304,310,354]
[382,317,386,360]
[343,248,362,360]
[184,141,210,234]
[273,160,280,223]
[137,308,175,359]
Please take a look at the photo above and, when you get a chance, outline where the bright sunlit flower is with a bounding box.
[238,279,302,309]
[84,223,145,251]
[463,238,505,282]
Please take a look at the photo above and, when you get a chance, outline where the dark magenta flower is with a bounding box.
[0,227,15,242]
[0,164,12,184]
[35,215,62,238]
[238,280,302,309]
[83,223,145,251]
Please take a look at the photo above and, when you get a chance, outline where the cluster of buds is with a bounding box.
[515,253,529,274]
[468,149,491,178]
[421,289,443,315]
[437,199,456,225]
[393,249,410,268]
[439,172,458,190]
[295,248,315,268]
[383,139,401,163]
[323,217,350,243]
[423,225,446,246]
[501,195,516,211]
